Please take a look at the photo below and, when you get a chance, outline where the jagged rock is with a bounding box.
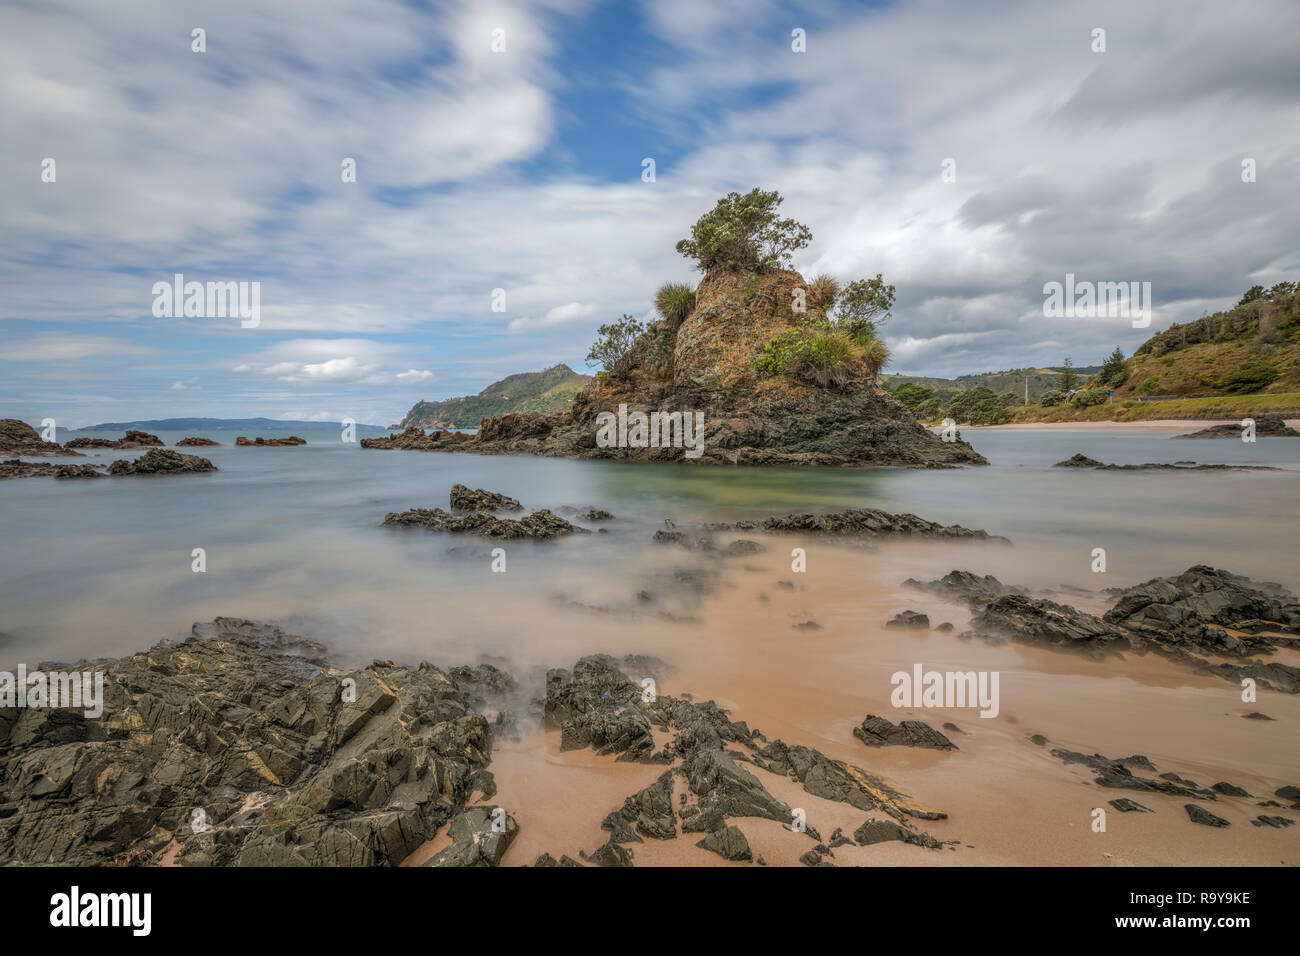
[853,715,955,751]
[449,484,522,513]
[1051,749,1215,800]
[382,507,584,540]
[1103,566,1300,652]
[422,807,518,867]
[903,570,1026,608]
[0,618,494,866]
[0,419,73,456]
[1054,453,1104,467]
[585,841,634,867]
[603,771,677,841]
[1242,712,1274,720]
[234,436,306,446]
[1109,798,1154,813]
[696,824,752,861]
[1251,816,1295,828]
[1184,805,1230,827]
[1175,417,1299,439]
[853,817,942,849]
[176,437,221,446]
[972,594,1130,653]
[1053,452,1276,471]
[533,852,584,866]
[885,610,930,630]
[1211,782,1250,797]
[107,449,217,475]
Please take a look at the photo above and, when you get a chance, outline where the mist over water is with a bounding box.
[1,426,1297,672]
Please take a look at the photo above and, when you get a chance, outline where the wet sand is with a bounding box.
[402,537,1300,866]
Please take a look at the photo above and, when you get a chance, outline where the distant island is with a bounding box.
[72,416,386,432]
[396,364,590,429]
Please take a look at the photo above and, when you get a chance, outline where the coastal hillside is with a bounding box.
[1008,283,1300,422]
[885,367,1102,404]
[397,364,590,429]
[366,189,985,467]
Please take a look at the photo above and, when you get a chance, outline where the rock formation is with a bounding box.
[0,419,73,456]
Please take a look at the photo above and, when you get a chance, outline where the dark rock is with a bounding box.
[1108,798,1153,813]
[234,436,306,446]
[1251,815,1295,828]
[1242,712,1274,720]
[383,507,585,540]
[853,715,956,751]
[853,817,942,849]
[696,824,752,861]
[176,437,221,446]
[713,508,1005,541]
[1174,417,1299,439]
[423,806,518,866]
[1,459,105,479]
[1184,804,1230,827]
[0,419,72,456]
[886,610,930,630]
[449,483,522,513]
[903,570,1026,608]
[972,594,1130,653]
[108,449,217,475]
[1210,782,1250,797]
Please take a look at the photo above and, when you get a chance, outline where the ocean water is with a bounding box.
[1,424,1298,668]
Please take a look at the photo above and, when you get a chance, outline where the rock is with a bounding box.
[107,449,217,475]
[1108,798,1153,813]
[1275,785,1300,808]
[1103,565,1300,652]
[1053,452,1277,471]
[66,430,164,449]
[1052,749,1216,800]
[1175,417,1300,439]
[1,459,105,479]
[1242,712,1274,720]
[382,507,585,540]
[972,594,1130,653]
[711,509,1005,541]
[533,852,584,866]
[903,570,1026,608]
[1251,816,1295,828]
[1210,782,1250,797]
[1184,805,1230,827]
[696,824,752,861]
[234,436,306,446]
[585,841,634,867]
[936,622,955,632]
[853,715,955,750]
[449,484,522,513]
[886,610,930,630]
[176,437,221,446]
[1027,734,1048,747]
[0,419,73,456]
[724,539,765,556]
[423,806,518,867]
[853,817,942,849]
[361,427,474,451]
[0,617,495,866]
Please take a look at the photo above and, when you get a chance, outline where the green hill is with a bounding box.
[883,366,1102,404]
[397,364,591,429]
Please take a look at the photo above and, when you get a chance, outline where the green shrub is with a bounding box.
[1140,376,1161,393]
[1223,362,1280,393]
[676,188,812,274]
[1039,388,1065,407]
[948,386,1008,424]
[1071,386,1109,406]
[654,282,696,326]
[807,274,841,312]
[585,315,646,374]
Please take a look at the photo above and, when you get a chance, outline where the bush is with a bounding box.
[654,282,696,326]
[585,315,646,374]
[676,188,812,274]
[836,275,895,335]
[1039,388,1065,407]
[1097,347,1127,388]
[948,386,1008,425]
[807,274,841,312]
[1140,376,1161,393]
[1071,386,1109,406]
[1223,362,1280,393]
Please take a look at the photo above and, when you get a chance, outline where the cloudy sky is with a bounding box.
[2,0,1298,427]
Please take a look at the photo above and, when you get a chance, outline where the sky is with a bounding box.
[2,0,1298,428]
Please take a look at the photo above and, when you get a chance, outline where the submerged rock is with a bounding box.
[971,594,1130,653]
[176,437,221,446]
[449,483,522,513]
[885,610,930,630]
[711,508,1006,541]
[903,570,1026,608]
[360,426,474,451]
[0,459,105,479]
[382,506,584,539]
[66,429,163,450]
[1052,452,1276,471]
[234,435,306,446]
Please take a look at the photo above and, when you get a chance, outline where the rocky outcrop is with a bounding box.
[361,426,474,450]
[0,618,497,866]
[0,419,73,456]
[1174,416,1299,439]
[66,429,163,450]
[361,270,986,468]
[709,508,1006,541]
[885,610,930,630]
[970,594,1131,653]
[176,437,221,446]
[234,436,306,446]
[107,449,217,475]
[903,570,1025,607]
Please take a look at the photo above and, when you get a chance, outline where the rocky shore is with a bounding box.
[235,436,306,446]
[1174,416,1300,439]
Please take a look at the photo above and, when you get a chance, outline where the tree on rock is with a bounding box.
[675,188,812,274]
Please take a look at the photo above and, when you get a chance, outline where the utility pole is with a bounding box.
[1025,376,1029,405]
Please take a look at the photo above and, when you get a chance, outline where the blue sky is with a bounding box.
[2,0,1298,427]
